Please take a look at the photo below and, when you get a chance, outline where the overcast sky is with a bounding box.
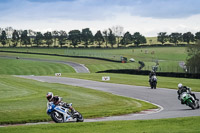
[0,0,200,36]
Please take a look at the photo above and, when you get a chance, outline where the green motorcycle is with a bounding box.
[180,92,199,109]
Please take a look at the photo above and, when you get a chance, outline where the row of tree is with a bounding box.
[157,32,200,45]
[1,26,200,48]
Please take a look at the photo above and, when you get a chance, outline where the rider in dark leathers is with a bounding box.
[149,71,156,82]
[177,83,199,104]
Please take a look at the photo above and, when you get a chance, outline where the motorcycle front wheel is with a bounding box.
[51,111,64,123]
[187,100,195,110]
[75,112,84,122]
[154,82,157,89]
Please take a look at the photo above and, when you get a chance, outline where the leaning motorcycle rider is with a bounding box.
[46,92,77,115]
[177,83,199,104]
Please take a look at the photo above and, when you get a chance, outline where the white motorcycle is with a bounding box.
[47,102,84,123]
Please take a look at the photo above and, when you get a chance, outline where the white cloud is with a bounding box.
[0,0,200,36]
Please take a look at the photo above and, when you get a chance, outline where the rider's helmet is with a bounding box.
[151,70,155,75]
[178,83,182,89]
[46,92,53,101]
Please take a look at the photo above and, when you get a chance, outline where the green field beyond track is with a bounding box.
[0,46,188,73]
[0,47,187,61]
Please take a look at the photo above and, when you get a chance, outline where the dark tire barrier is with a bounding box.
[97,69,200,79]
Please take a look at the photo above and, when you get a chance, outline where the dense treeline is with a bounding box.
[0,26,200,48]
[186,40,200,73]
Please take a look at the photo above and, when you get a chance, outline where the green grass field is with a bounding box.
[1,116,200,133]
[0,46,188,73]
[0,47,187,61]
[0,58,75,75]
[0,53,140,73]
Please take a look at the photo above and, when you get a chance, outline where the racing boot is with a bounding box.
[71,109,79,118]
[181,99,184,104]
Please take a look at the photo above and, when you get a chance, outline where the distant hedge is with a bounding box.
[97,69,200,79]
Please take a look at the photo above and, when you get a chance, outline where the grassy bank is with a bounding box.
[0,58,75,75]
[0,75,156,124]
[1,116,200,133]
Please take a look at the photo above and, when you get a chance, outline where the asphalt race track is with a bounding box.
[18,76,200,122]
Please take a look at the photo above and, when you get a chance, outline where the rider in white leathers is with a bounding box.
[46,92,77,115]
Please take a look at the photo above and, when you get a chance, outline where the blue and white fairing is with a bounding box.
[46,102,76,122]
[47,102,56,115]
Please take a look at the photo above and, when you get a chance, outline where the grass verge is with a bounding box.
[1,116,200,133]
